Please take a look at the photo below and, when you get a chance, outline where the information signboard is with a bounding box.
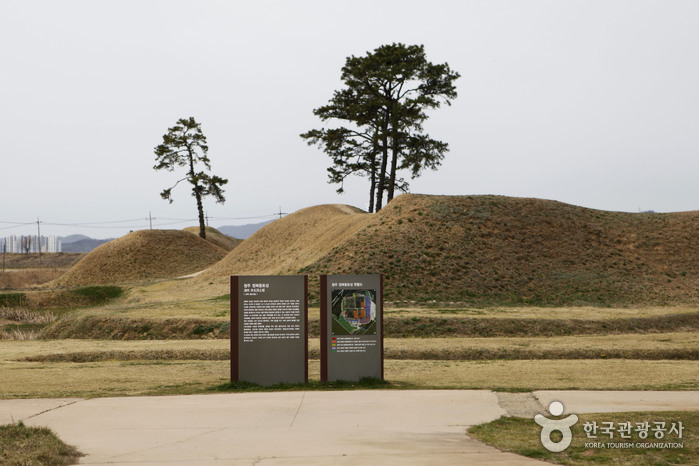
[231,275,308,386]
[320,274,383,382]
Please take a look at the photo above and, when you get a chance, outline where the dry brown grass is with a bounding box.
[469,412,698,465]
[0,339,227,361]
[136,194,699,306]
[379,335,698,360]
[117,195,699,306]
[13,333,697,362]
[183,226,243,251]
[0,308,57,340]
[1,253,84,269]
[0,422,83,465]
[0,360,227,398]
[0,268,66,289]
[5,332,699,360]
[0,357,695,398]
[385,305,699,320]
[384,333,699,353]
[302,194,699,305]
[0,308,56,324]
[52,230,228,286]
[0,329,39,340]
[384,360,699,391]
[0,335,696,397]
[87,293,698,322]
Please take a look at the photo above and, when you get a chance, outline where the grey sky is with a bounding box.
[1,0,697,238]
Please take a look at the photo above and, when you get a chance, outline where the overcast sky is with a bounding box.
[1,0,697,238]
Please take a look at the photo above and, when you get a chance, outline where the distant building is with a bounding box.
[0,235,62,253]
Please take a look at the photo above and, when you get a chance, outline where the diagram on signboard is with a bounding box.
[331,289,377,335]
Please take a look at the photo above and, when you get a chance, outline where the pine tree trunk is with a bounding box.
[188,150,207,240]
[387,106,399,203]
[195,188,206,239]
[375,118,390,211]
[387,136,399,203]
[368,153,377,213]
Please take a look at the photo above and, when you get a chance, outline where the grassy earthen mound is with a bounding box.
[173,194,698,306]
[183,226,242,251]
[187,204,370,293]
[53,230,228,286]
[301,194,699,306]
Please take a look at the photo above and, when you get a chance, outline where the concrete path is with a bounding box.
[7,390,542,465]
[3,390,697,465]
[534,391,699,415]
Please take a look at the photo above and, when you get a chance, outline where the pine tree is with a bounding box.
[302,43,459,211]
[154,117,228,239]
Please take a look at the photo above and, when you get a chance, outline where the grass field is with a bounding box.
[0,422,82,465]
[1,359,696,399]
[1,199,696,464]
[51,283,699,321]
[33,306,698,340]
[0,337,696,398]
[0,294,696,464]
[469,411,697,465]
[5,333,697,361]
[0,268,66,289]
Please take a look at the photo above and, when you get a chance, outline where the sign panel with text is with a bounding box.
[320,274,383,382]
[231,275,308,386]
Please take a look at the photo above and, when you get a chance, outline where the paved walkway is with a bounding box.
[2,390,697,465]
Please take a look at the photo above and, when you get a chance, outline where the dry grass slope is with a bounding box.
[186,204,370,294]
[126,195,698,306]
[183,226,242,251]
[301,194,699,305]
[53,230,228,286]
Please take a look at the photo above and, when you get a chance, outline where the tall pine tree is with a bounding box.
[154,117,228,239]
[302,43,459,211]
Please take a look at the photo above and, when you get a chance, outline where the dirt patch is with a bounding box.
[496,392,545,417]
[51,230,228,286]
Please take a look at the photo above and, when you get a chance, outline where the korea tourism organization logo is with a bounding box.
[534,402,685,452]
[535,402,578,452]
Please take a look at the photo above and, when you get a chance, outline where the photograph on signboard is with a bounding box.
[331,289,377,335]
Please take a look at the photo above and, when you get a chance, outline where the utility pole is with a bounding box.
[148,211,156,230]
[205,211,210,227]
[277,206,287,219]
[37,217,42,265]
[2,243,5,272]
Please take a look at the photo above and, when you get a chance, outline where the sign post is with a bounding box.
[231,275,308,386]
[320,274,383,382]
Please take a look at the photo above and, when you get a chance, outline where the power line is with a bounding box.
[43,218,147,226]
[0,210,283,231]
[0,223,34,231]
